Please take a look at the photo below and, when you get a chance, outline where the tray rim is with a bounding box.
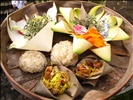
[1,1,133,100]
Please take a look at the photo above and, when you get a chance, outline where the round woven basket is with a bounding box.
[1,1,133,100]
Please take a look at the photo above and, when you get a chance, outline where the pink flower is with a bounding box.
[73,24,87,35]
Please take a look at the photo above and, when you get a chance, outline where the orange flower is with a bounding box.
[74,26,106,47]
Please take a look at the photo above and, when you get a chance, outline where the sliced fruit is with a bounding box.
[59,7,75,27]
[114,16,123,26]
[112,28,130,40]
[90,43,111,62]
[95,8,104,21]
[108,16,117,27]
[74,8,81,19]
[88,5,104,21]
[51,20,72,34]
[73,36,93,55]
[104,26,119,41]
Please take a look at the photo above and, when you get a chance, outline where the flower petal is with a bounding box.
[47,2,57,22]
[7,17,27,42]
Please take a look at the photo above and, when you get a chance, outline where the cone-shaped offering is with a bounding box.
[90,43,111,62]
[73,36,93,54]
[7,3,57,52]
[34,65,83,99]
[108,16,117,27]
[74,55,114,86]
[104,26,119,41]
[51,20,72,34]
[115,16,123,26]
[51,4,129,62]
[88,5,104,21]
[74,8,81,19]
[59,7,75,26]
[112,28,130,40]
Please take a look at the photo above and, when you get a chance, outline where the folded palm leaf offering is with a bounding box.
[52,4,130,62]
[74,55,114,86]
[34,65,83,99]
[7,2,57,52]
[42,66,72,95]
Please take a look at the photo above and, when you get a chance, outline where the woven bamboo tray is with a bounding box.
[1,1,133,100]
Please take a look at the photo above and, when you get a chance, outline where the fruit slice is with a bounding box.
[115,16,123,26]
[59,7,75,27]
[73,36,93,55]
[104,26,119,41]
[100,14,123,27]
[90,43,111,62]
[108,16,117,27]
[74,8,81,19]
[88,5,104,21]
[107,16,123,27]
[51,20,72,34]
[112,28,130,40]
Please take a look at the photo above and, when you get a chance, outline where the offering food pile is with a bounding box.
[19,50,47,73]
[51,40,78,67]
[75,59,103,78]
[6,2,130,99]
[42,66,72,95]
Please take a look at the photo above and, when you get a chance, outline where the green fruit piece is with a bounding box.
[104,26,119,41]
[88,5,104,21]
[90,43,111,62]
[73,36,93,55]
[115,16,123,26]
[59,7,75,27]
[112,28,130,40]
[74,8,81,19]
[108,16,117,27]
[51,20,72,34]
